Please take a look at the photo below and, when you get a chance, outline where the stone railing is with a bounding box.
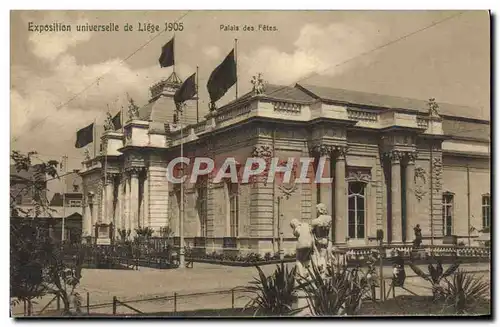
[347,108,378,122]
[417,116,429,129]
[339,244,490,263]
[215,104,252,124]
[272,101,302,114]
[193,120,207,134]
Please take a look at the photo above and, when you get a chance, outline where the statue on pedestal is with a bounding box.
[413,224,423,248]
[311,203,332,273]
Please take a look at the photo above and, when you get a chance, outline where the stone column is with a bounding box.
[311,145,333,216]
[83,197,92,237]
[130,168,140,235]
[143,168,149,228]
[105,175,114,225]
[390,151,403,243]
[115,175,122,232]
[124,174,130,232]
[335,146,347,245]
[405,152,417,243]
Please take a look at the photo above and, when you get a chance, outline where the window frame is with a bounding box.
[482,193,491,230]
[442,192,454,236]
[347,181,366,240]
[196,176,208,238]
[228,182,239,237]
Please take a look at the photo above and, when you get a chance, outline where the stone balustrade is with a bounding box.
[336,245,490,263]
[347,108,378,122]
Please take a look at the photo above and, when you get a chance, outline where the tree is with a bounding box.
[10,151,84,315]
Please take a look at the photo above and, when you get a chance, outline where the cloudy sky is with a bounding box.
[10,10,490,172]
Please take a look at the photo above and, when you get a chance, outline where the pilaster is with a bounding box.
[388,150,403,243]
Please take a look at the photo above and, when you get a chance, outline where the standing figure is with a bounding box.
[290,219,313,280]
[311,203,332,273]
[413,224,423,248]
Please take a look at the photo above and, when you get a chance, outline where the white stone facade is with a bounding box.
[79,79,490,253]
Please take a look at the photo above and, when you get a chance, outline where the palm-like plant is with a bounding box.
[297,263,372,316]
[245,263,297,316]
[408,258,460,300]
[442,270,490,315]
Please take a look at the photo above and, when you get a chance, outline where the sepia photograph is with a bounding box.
[9,9,491,318]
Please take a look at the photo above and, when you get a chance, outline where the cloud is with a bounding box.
[24,11,93,62]
[11,42,193,160]
[240,20,387,85]
[202,45,221,60]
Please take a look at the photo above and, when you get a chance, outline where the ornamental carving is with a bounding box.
[104,111,115,131]
[385,150,404,163]
[414,166,427,202]
[277,159,299,199]
[250,145,273,186]
[251,73,266,95]
[336,146,348,159]
[405,152,418,164]
[346,171,371,183]
[127,96,140,120]
[309,144,348,159]
[126,167,144,176]
[84,148,91,161]
[251,145,273,159]
[310,144,334,157]
[432,157,443,192]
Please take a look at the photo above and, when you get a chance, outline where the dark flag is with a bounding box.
[159,37,175,68]
[75,123,94,148]
[112,111,122,130]
[207,49,237,104]
[174,72,197,105]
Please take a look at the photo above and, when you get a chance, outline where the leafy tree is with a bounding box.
[10,151,84,316]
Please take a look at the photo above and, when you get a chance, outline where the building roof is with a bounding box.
[296,83,487,121]
[49,192,83,206]
[14,205,82,219]
[442,119,490,141]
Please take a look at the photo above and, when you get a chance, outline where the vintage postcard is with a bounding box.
[10,10,491,318]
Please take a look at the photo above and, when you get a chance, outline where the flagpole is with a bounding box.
[179,104,185,268]
[234,38,238,100]
[93,119,97,158]
[172,34,176,75]
[196,66,199,123]
[61,155,67,243]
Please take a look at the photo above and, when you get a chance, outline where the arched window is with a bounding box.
[348,181,366,240]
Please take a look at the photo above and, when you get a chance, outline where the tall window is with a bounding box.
[197,177,208,237]
[229,183,239,237]
[482,194,491,230]
[15,194,22,205]
[442,193,454,236]
[348,182,365,239]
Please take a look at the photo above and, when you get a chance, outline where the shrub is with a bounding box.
[245,263,297,316]
[297,263,373,316]
[442,269,490,314]
[409,257,460,301]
